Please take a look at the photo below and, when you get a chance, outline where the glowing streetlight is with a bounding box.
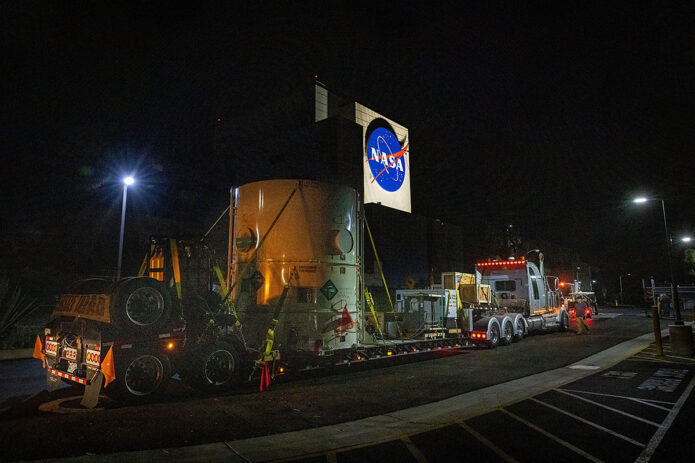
[682,236,692,243]
[117,176,135,280]
[633,196,682,323]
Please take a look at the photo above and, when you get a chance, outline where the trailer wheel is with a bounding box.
[559,312,570,332]
[500,320,513,346]
[112,277,172,333]
[104,349,171,401]
[185,342,241,392]
[487,323,500,349]
[513,317,526,342]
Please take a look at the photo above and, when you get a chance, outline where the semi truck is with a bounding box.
[457,252,570,348]
[36,179,470,407]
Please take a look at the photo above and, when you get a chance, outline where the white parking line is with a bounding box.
[401,436,430,463]
[500,408,603,463]
[530,397,646,448]
[635,372,695,462]
[626,357,683,365]
[554,389,661,427]
[560,388,674,411]
[457,420,517,463]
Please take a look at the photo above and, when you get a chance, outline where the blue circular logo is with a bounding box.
[366,127,407,192]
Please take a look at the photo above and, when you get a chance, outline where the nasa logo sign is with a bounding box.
[366,127,408,192]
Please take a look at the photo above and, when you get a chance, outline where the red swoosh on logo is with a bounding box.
[366,143,409,183]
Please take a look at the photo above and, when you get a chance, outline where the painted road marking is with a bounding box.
[635,371,695,462]
[627,356,684,365]
[457,420,517,463]
[595,313,622,319]
[500,408,603,463]
[401,436,429,463]
[638,368,689,393]
[554,389,661,427]
[602,370,638,379]
[529,397,646,448]
[560,388,674,411]
[569,364,601,370]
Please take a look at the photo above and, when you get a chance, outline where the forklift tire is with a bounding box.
[487,323,500,349]
[111,277,172,334]
[104,349,171,402]
[184,342,241,392]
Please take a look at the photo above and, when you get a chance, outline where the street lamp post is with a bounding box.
[633,197,682,324]
[117,176,135,280]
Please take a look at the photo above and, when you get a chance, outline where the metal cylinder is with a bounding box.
[231,180,361,354]
[669,324,694,356]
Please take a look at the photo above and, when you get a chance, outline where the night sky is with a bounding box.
[2,1,694,298]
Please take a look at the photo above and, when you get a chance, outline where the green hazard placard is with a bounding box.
[320,280,338,301]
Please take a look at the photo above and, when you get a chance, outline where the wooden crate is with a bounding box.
[459,284,491,304]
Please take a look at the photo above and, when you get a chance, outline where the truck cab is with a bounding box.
[477,255,560,315]
[463,250,568,347]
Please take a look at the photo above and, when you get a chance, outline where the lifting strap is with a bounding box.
[364,215,401,337]
[137,248,149,277]
[169,239,182,300]
[364,289,383,337]
[255,270,296,390]
[213,263,241,327]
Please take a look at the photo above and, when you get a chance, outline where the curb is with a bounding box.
[0,348,33,361]
[42,330,665,462]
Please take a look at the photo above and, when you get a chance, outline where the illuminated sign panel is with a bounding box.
[357,103,411,213]
[366,127,408,192]
[314,85,411,212]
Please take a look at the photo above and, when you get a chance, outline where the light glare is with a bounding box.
[123,176,135,186]
[633,197,648,203]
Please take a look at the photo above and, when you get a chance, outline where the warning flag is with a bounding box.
[101,346,116,388]
[32,336,45,368]
[340,305,354,334]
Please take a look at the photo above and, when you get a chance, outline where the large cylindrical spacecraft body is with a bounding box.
[230,179,361,354]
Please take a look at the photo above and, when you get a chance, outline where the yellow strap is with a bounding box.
[137,253,148,277]
[169,239,182,300]
[364,216,400,336]
[364,289,383,337]
[213,264,242,327]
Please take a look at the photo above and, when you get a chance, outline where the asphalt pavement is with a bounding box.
[1,308,693,462]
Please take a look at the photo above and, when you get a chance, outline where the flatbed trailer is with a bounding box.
[36,180,468,407]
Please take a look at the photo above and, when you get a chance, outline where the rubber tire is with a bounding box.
[500,320,513,346]
[559,312,570,332]
[513,317,526,342]
[184,342,241,392]
[111,277,172,334]
[104,349,171,402]
[487,323,500,349]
